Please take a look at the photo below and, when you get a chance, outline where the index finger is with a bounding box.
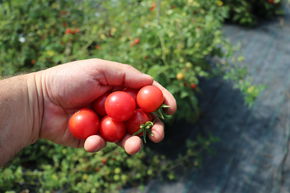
[153,81,177,115]
[92,59,154,89]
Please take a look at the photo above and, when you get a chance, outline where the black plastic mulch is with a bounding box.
[123,4,290,193]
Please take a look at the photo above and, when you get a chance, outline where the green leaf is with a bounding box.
[147,65,168,79]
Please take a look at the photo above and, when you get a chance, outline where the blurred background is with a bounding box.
[0,0,289,193]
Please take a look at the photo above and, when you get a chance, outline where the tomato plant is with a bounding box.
[224,0,282,26]
[99,116,126,142]
[137,85,164,113]
[105,91,136,121]
[68,108,100,139]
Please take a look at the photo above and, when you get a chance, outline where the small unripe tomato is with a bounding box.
[176,72,185,80]
[185,62,192,69]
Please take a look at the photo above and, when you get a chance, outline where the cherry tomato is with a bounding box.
[176,72,185,80]
[65,28,72,34]
[105,91,136,121]
[150,3,156,11]
[130,38,140,46]
[68,108,100,139]
[123,88,138,101]
[99,116,126,142]
[126,109,152,136]
[101,158,107,165]
[95,45,101,50]
[134,38,140,44]
[137,85,164,112]
[93,93,109,116]
[190,83,197,89]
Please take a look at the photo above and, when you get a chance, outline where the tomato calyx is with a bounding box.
[133,121,154,143]
[153,104,172,120]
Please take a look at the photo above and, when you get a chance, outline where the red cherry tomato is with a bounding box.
[126,109,152,136]
[123,88,138,101]
[137,85,164,112]
[130,38,140,47]
[65,28,72,34]
[105,91,136,121]
[68,108,100,139]
[134,38,140,44]
[99,116,126,142]
[150,3,156,11]
[190,83,197,89]
[93,93,109,116]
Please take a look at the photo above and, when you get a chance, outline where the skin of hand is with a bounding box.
[0,59,176,166]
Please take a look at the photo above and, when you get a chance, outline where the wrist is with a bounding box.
[26,72,44,145]
[0,73,44,166]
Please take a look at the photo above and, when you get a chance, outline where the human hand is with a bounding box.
[36,59,176,154]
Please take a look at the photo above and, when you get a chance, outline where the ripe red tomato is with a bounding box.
[137,85,164,112]
[68,108,100,139]
[101,158,107,164]
[95,45,101,50]
[150,3,156,11]
[123,88,138,101]
[65,28,72,34]
[190,83,197,89]
[99,116,126,142]
[134,38,140,44]
[126,109,152,136]
[130,38,140,46]
[105,91,136,121]
[93,93,109,116]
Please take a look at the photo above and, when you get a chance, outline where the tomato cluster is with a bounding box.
[68,85,164,143]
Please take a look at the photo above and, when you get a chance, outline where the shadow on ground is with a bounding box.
[147,77,255,158]
[125,71,290,193]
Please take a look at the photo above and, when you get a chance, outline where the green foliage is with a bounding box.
[223,0,283,26]
[1,135,218,193]
[0,0,271,192]
[0,0,261,121]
